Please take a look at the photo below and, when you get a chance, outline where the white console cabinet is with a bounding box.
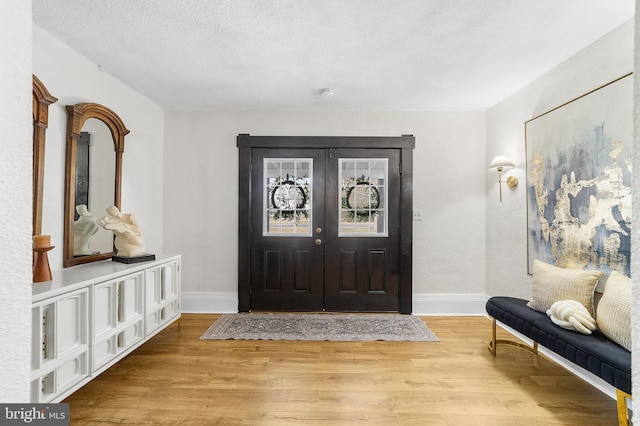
[31,255,181,403]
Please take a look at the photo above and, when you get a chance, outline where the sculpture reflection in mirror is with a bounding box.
[64,103,129,267]
[73,205,99,256]
[32,75,57,236]
[99,205,154,263]
[75,119,116,254]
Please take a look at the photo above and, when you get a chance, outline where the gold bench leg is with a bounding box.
[616,388,632,426]
[488,317,538,356]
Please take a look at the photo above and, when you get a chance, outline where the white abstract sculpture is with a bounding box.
[73,204,99,256]
[98,205,147,257]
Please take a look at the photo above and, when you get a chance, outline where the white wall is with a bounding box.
[485,20,634,299]
[0,0,32,402]
[163,111,486,312]
[32,25,166,271]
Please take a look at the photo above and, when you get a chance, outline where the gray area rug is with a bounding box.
[199,313,439,342]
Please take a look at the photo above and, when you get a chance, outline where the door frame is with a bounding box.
[237,134,415,313]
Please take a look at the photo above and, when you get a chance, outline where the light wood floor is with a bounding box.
[64,314,619,425]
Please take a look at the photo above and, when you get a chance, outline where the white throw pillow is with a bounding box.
[527,260,602,316]
[596,271,631,351]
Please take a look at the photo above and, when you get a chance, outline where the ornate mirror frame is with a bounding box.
[32,75,57,236]
[63,103,130,267]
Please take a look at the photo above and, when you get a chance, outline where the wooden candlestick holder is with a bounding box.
[33,245,54,283]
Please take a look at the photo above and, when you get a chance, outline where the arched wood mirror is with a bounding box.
[32,75,57,236]
[63,103,130,267]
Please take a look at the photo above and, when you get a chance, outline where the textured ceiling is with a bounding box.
[33,0,634,111]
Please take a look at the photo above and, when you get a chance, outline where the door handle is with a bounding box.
[316,227,322,234]
[315,239,322,246]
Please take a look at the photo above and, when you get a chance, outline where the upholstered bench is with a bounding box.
[486,296,632,426]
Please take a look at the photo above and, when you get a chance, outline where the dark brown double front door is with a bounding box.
[237,135,414,313]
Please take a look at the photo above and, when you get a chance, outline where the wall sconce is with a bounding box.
[488,155,518,202]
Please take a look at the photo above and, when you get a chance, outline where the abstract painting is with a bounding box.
[525,74,632,276]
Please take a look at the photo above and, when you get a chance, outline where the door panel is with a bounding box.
[324,149,401,312]
[250,149,325,311]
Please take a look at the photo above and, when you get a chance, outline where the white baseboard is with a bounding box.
[181,292,238,313]
[181,292,489,316]
[412,293,489,316]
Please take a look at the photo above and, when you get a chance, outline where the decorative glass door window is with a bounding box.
[339,158,388,236]
[263,159,312,236]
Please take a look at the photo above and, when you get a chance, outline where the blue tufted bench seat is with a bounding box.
[486,296,632,425]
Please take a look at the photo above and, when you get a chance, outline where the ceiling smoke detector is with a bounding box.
[319,88,335,99]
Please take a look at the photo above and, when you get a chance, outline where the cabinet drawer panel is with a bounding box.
[31,370,56,403]
[145,262,180,311]
[31,351,89,402]
[163,263,178,299]
[93,336,117,371]
[121,274,144,320]
[94,283,116,338]
[164,300,179,319]
[145,310,162,335]
[57,351,88,395]
[56,291,88,358]
[146,301,179,336]
[31,305,46,370]
[145,268,161,306]
[118,319,144,350]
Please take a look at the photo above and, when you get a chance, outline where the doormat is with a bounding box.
[199,313,439,342]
